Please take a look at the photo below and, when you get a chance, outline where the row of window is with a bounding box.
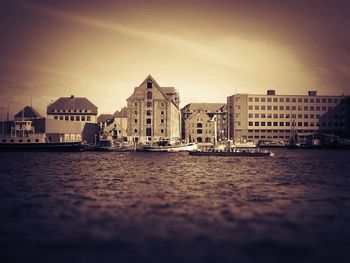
[2,138,40,143]
[247,97,340,104]
[189,129,212,134]
[134,118,164,124]
[247,129,315,133]
[247,121,344,127]
[53,115,91,121]
[248,113,323,119]
[52,109,90,113]
[133,128,164,134]
[133,102,166,107]
[247,105,334,111]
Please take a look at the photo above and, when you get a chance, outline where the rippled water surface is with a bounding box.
[1,149,350,263]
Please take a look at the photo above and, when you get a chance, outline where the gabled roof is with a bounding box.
[113,107,127,118]
[182,103,226,112]
[97,114,114,123]
[187,111,212,122]
[127,75,179,108]
[47,96,98,114]
[14,106,42,119]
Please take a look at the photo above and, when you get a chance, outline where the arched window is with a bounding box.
[147,91,152,99]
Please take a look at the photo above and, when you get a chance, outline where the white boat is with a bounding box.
[137,141,198,152]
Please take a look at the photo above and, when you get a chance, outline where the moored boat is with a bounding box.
[0,120,84,152]
[188,148,274,157]
[137,141,197,152]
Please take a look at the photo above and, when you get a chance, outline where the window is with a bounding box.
[147,91,152,99]
[273,114,278,118]
[298,114,302,118]
[54,116,58,120]
[304,98,309,103]
[249,121,253,126]
[27,139,31,142]
[267,98,272,102]
[261,114,266,118]
[76,116,80,121]
[70,116,74,121]
[292,106,296,111]
[147,82,152,89]
[304,106,309,111]
[280,106,284,110]
[134,129,138,133]
[197,123,203,128]
[286,114,290,118]
[273,106,278,110]
[310,106,314,111]
[286,122,290,126]
[304,122,309,127]
[255,114,259,118]
[286,106,290,110]
[82,116,85,121]
[255,122,259,126]
[298,122,303,126]
[298,106,302,111]
[280,122,284,126]
[249,105,253,110]
[261,98,266,102]
[146,128,152,136]
[273,98,278,102]
[161,119,164,124]
[59,116,63,120]
[279,114,284,118]
[328,98,332,103]
[255,97,259,102]
[255,105,259,110]
[273,122,278,126]
[65,116,69,121]
[316,106,320,111]
[134,111,137,115]
[249,114,253,118]
[87,116,91,121]
[267,122,272,126]
[248,97,253,102]
[35,139,39,142]
[322,98,326,103]
[147,102,152,107]
[161,111,164,115]
[146,110,151,116]
[304,114,308,119]
[19,139,23,143]
[146,119,151,124]
[161,129,164,133]
[292,98,296,103]
[316,98,320,103]
[261,122,266,126]
[280,98,284,102]
[298,98,302,103]
[134,119,137,123]
[286,98,290,102]
[197,129,203,134]
[261,106,266,110]
[267,106,272,110]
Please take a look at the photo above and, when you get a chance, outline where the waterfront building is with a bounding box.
[181,103,227,143]
[126,75,180,143]
[227,90,350,142]
[47,95,98,123]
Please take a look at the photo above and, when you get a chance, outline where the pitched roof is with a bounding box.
[97,114,114,123]
[14,106,42,119]
[113,107,127,118]
[127,75,179,108]
[182,103,226,112]
[47,96,97,114]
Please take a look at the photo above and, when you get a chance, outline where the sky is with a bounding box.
[0,0,349,119]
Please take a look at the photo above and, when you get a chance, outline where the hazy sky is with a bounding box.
[0,0,349,119]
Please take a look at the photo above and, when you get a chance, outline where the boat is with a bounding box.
[258,140,285,148]
[188,148,274,157]
[0,120,84,152]
[137,140,198,152]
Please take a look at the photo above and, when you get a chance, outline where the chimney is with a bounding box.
[308,91,317,96]
[267,90,276,96]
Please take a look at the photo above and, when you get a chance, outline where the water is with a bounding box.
[0,149,350,263]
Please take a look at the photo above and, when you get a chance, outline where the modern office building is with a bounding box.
[227,90,350,142]
[126,75,180,142]
[181,103,227,143]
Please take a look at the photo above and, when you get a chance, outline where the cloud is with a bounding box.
[24,3,253,77]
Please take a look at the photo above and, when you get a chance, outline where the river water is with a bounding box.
[0,149,350,263]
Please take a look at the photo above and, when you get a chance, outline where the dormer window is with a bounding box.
[147,82,152,89]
